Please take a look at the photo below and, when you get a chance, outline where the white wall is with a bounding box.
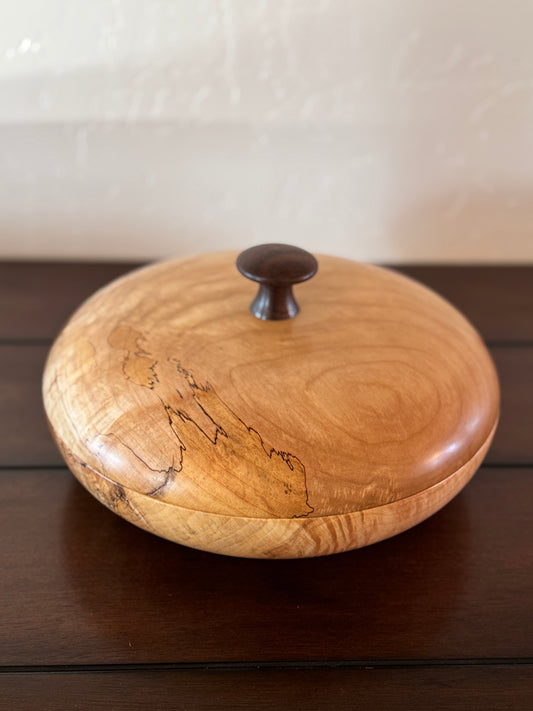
[1,0,533,262]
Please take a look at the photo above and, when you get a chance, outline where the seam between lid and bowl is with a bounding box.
[54,416,498,523]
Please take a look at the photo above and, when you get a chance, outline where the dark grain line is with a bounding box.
[1,658,533,675]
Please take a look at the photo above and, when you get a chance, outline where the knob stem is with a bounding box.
[251,283,299,321]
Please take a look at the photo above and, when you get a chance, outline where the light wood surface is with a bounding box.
[43,252,500,557]
[2,261,531,708]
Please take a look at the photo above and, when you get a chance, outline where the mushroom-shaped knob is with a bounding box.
[236,243,318,321]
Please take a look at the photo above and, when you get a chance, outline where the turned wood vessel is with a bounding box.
[43,245,499,558]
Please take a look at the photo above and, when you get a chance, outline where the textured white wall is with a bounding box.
[1,0,533,262]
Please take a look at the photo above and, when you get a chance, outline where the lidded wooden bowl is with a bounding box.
[43,245,499,558]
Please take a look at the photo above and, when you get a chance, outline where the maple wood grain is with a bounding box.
[396,265,533,343]
[0,344,529,470]
[1,261,532,704]
[2,666,532,711]
[0,467,531,666]
[43,253,499,557]
[2,262,533,343]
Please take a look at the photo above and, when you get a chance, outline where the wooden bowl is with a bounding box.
[43,245,499,558]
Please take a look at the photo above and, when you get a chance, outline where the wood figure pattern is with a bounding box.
[105,324,313,518]
[43,252,500,557]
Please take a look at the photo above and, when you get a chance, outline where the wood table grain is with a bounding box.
[1,262,532,709]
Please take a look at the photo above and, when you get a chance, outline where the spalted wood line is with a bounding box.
[1,665,532,711]
[7,252,507,556]
[0,265,533,709]
[0,467,531,665]
[0,343,530,468]
[1,261,533,343]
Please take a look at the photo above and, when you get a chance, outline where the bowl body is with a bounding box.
[43,252,500,558]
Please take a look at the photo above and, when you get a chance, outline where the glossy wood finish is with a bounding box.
[2,666,533,711]
[237,243,318,320]
[1,262,531,708]
[0,262,533,343]
[0,346,64,467]
[0,344,529,469]
[2,262,533,343]
[43,253,499,557]
[397,265,533,342]
[487,346,533,464]
[1,466,532,665]
[0,261,140,341]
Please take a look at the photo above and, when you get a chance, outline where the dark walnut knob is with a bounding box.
[236,244,318,320]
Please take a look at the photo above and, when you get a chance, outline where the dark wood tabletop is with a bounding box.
[1,261,532,710]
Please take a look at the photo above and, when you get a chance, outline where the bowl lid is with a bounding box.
[43,245,499,520]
